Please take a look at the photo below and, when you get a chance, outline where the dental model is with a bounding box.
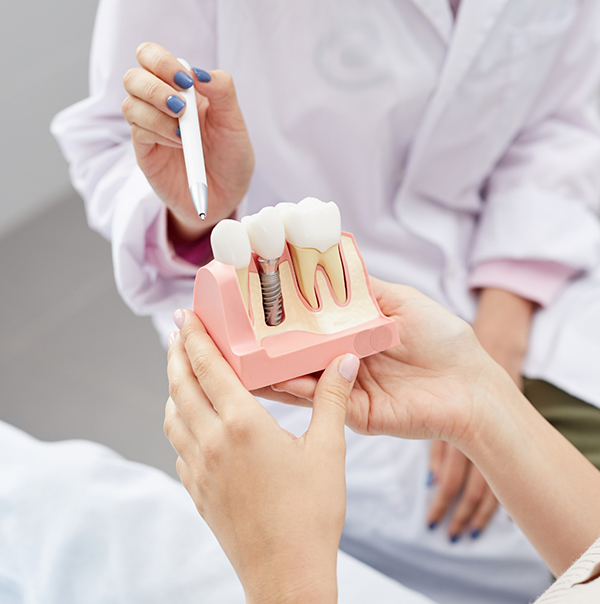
[196,199,399,390]
[241,207,286,326]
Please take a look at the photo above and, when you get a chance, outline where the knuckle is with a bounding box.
[136,41,155,63]
[222,410,252,440]
[122,69,135,90]
[168,375,185,403]
[163,412,173,439]
[189,349,213,384]
[121,95,134,117]
[143,77,162,102]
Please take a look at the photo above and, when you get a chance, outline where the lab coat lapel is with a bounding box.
[407,0,453,42]
[402,0,512,180]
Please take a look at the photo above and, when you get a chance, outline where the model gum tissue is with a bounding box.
[194,198,399,390]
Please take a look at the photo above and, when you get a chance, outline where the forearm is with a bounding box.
[462,361,600,576]
[473,288,535,387]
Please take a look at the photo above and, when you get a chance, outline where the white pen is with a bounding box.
[177,58,208,220]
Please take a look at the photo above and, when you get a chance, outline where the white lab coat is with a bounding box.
[52,0,600,601]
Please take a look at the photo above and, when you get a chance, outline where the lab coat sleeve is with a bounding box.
[51,0,217,318]
[470,0,600,278]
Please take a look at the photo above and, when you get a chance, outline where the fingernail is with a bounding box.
[192,68,211,82]
[173,309,185,329]
[428,522,438,531]
[167,331,178,349]
[176,126,181,138]
[470,529,481,540]
[450,534,460,543]
[426,471,435,487]
[174,70,194,89]
[338,354,360,383]
[166,95,186,114]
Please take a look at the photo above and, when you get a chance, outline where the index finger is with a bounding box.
[176,309,261,415]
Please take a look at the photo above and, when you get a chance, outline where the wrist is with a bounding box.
[244,557,338,604]
[167,208,213,245]
[457,352,530,468]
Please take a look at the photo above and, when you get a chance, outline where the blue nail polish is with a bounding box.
[192,67,211,82]
[174,70,194,89]
[426,471,434,487]
[176,126,181,138]
[450,534,460,543]
[470,529,481,540]
[428,522,437,531]
[167,95,186,114]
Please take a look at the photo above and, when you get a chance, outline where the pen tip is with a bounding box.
[199,213,206,221]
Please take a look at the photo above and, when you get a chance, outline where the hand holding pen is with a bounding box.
[122,42,254,245]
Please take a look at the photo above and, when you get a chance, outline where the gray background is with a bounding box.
[0,1,176,476]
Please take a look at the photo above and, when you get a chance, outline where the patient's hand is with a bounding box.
[262,278,498,446]
[165,309,358,604]
[425,289,534,540]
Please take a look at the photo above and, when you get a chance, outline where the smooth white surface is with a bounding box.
[177,58,208,218]
[210,219,251,269]
[241,206,286,260]
[277,198,342,252]
[0,420,437,604]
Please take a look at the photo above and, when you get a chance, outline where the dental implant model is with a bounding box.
[195,198,399,390]
[242,207,286,326]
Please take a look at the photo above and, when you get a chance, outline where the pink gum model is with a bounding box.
[193,233,399,390]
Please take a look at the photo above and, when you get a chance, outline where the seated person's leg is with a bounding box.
[524,380,600,470]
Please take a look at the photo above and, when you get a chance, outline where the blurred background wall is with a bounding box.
[0,1,176,476]
[0,2,100,236]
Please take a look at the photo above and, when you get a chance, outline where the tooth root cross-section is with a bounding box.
[289,244,347,309]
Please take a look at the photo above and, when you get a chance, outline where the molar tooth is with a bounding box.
[241,207,286,326]
[210,219,252,309]
[277,198,346,309]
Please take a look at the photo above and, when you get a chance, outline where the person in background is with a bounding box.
[165,280,600,604]
[52,1,600,601]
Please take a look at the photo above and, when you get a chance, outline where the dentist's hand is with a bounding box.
[165,309,359,604]
[122,42,254,246]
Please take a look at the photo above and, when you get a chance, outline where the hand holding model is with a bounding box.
[121,42,254,245]
[165,310,358,604]
[166,279,600,602]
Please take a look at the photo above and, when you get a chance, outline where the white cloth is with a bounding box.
[0,420,437,604]
[50,0,600,601]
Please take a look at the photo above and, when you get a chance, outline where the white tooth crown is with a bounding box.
[210,219,252,269]
[241,207,286,260]
[276,197,341,253]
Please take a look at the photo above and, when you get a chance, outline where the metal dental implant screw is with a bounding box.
[257,257,284,326]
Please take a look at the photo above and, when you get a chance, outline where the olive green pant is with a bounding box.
[523,379,600,470]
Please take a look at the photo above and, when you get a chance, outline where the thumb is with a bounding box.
[193,69,244,119]
[308,354,360,443]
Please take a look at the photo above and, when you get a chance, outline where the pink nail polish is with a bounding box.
[338,354,360,383]
[173,309,185,329]
[167,331,178,349]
